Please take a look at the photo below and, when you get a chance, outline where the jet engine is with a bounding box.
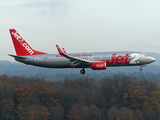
[91,62,106,70]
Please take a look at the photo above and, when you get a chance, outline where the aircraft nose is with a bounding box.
[150,57,156,63]
[151,57,156,62]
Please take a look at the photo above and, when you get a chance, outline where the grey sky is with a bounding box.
[0,0,160,61]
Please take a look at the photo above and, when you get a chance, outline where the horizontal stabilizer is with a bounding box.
[8,54,27,59]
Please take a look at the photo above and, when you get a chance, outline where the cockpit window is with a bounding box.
[131,53,139,58]
[144,54,150,57]
[133,55,136,58]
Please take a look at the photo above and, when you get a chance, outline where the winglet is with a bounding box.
[62,48,67,53]
[56,45,64,55]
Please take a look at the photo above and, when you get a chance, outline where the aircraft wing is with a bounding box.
[56,45,92,66]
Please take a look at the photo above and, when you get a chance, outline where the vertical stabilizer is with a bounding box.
[9,29,47,56]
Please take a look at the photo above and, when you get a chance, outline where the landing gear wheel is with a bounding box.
[139,67,143,71]
[80,69,85,74]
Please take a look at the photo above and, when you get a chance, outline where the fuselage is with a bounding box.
[14,51,156,69]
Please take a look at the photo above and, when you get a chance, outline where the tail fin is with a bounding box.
[9,29,47,56]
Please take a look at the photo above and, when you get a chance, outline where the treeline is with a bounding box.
[0,74,160,120]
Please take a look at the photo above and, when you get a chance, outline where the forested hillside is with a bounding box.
[0,74,160,120]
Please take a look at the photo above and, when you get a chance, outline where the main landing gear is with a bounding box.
[139,67,143,71]
[80,68,85,74]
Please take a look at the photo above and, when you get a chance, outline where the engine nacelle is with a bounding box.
[91,62,106,70]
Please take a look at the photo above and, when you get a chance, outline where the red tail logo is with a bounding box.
[9,29,47,56]
[12,31,24,42]
[11,31,34,55]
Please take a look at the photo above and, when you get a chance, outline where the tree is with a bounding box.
[143,109,157,120]
[108,107,133,120]
[75,104,103,120]
[50,106,65,120]
[144,91,160,112]
[139,80,159,97]
[31,79,58,108]
[0,75,16,120]
[16,85,33,120]
[18,104,50,120]
[122,79,147,109]
[67,107,82,120]
[0,98,15,120]
[133,109,144,120]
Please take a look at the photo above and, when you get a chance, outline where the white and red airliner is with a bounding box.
[9,29,156,74]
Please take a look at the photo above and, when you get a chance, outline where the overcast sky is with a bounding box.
[0,0,160,61]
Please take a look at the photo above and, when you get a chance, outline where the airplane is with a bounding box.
[9,29,156,74]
